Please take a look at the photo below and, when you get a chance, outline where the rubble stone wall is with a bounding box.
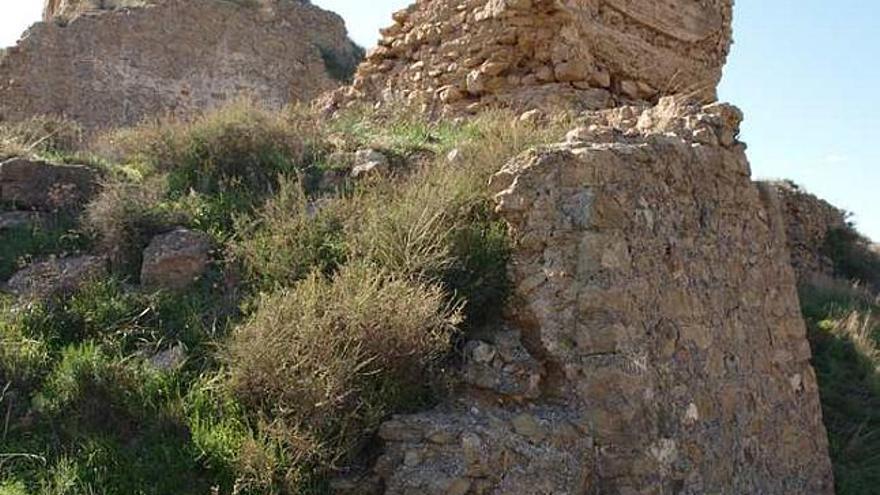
[2,0,360,131]
[331,0,732,114]
[370,99,834,494]
[757,181,849,285]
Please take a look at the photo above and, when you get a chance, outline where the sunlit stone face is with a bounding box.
[604,0,726,42]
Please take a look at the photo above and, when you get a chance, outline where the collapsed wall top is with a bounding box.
[0,0,361,131]
[330,0,733,114]
[42,0,312,23]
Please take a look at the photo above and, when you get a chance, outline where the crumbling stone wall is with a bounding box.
[365,99,834,494]
[1,0,361,131]
[43,0,149,22]
[757,181,849,285]
[329,0,732,114]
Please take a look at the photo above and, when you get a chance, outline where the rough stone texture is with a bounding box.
[370,98,834,494]
[1,0,361,131]
[756,181,849,285]
[0,157,99,210]
[141,228,212,290]
[5,255,107,297]
[43,0,148,22]
[327,0,732,115]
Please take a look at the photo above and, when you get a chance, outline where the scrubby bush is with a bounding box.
[319,42,365,83]
[102,100,317,196]
[93,100,325,239]
[231,176,347,289]
[228,262,461,484]
[83,178,186,272]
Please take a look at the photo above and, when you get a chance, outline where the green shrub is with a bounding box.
[824,226,880,291]
[319,42,365,84]
[228,262,461,485]
[103,101,316,196]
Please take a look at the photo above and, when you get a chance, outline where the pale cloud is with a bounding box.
[821,153,848,165]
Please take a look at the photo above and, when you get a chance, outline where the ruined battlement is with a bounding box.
[329,0,733,114]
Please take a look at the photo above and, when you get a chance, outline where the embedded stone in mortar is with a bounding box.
[331,0,733,113]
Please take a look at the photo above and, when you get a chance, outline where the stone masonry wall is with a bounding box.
[1,0,361,131]
[328,0,732,115]
[365,99,834,494]
[756,181,849,285]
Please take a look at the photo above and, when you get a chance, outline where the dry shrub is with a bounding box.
[83,179,185,270]
[228,262,461,474]
[231,176,348,289]
[0,116,83,159]
[99,100,320,195]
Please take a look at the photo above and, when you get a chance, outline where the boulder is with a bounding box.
[6,255,107,297]
[351,149,390,178]
[141,228,212,290]
[0,158,98,210]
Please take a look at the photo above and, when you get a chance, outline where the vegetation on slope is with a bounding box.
[803,230,880,495]
[0,102,574,494]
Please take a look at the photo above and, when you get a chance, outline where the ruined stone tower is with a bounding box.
[331,0,733,114]
[1,0,361,131]
[334,2,836,493]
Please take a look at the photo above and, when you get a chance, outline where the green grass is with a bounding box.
[0,215,90,280]
[801,282,880,495]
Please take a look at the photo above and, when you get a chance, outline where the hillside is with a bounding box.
[1,1,879,494]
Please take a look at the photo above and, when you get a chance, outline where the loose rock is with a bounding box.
[141,228,212,290]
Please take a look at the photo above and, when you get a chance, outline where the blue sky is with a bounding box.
[1,1,877,240]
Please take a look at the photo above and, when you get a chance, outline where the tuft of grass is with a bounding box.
[227,262,461,487]
[801,283,880,494]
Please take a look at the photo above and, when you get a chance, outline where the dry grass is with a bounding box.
[0,116,83,160]
[98,100,319,196]
[227,262,461,481]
